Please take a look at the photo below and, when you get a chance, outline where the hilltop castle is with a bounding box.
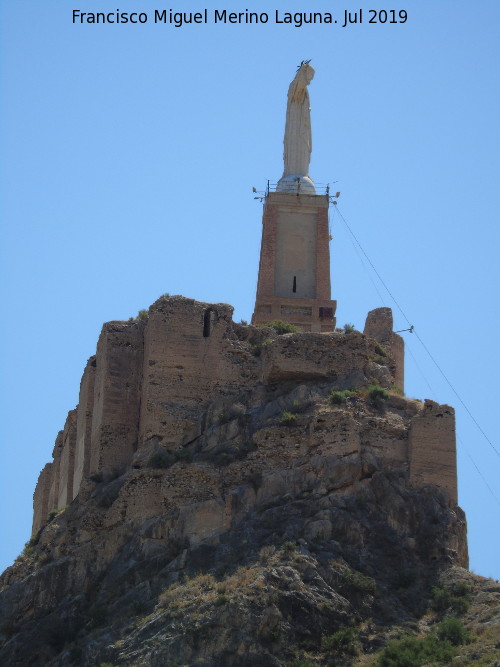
[0,64,475,667]
[32,64,459,542]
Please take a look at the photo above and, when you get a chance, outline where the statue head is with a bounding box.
[296,61,315,85]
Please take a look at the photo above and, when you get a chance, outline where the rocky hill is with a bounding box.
[0,295,497,666]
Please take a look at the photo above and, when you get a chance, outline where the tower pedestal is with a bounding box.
[252,192,336,332]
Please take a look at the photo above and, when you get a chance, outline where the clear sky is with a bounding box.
[1,0,499,579]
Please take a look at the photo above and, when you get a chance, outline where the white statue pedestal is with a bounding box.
[276,174,316,194]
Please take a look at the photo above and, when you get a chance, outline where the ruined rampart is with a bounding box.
[32,295,458,534]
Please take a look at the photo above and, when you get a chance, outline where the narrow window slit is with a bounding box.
[292,276,297,293]
[203,309,212,337]
[203,308,218,337]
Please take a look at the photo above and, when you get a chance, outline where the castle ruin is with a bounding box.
[31,64,459,543]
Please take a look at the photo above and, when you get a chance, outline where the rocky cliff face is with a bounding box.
[0,296,482,666]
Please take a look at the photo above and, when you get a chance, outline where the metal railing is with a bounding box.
[253,180,334,200]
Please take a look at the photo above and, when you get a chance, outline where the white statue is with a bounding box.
[277,61,316,194]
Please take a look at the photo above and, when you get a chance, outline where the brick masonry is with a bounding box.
[89,322,143,477]
[32,463,53,535]
[364,307,404,392]
[409,400,457,505]
[72,358,96,499]
[252,192,336,332]
[57,410,77,508]
[46,431,63,516]
[140,298,259,447]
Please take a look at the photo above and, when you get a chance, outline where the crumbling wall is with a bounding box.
[89,322,143,476]
[261,330,373,385]
[57,410,77,508]
[47,431,63,513]
[408,400,457,504]
[360,411,408,465]
[364,307,404,391]
[32,298,462,539]
[32,463,53,535]
[73,358,96,499]
[139,297,260,449]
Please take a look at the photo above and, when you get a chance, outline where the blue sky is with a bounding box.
[1,0,499,579]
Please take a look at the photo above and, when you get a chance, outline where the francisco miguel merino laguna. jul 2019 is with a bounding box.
[71,9,409,28]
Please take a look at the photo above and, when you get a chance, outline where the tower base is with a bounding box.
[252,192,336,333]
[252,296,336,333]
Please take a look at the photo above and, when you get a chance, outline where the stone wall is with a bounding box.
[46,431,63,516]
[364,307,404,391]
[32,463,53,535]
[409,400,457,504]
[57,410,77,508]
[139,298,259,448]
[72,358,96,499]
[261,330,373,385]
[89,322,143,476]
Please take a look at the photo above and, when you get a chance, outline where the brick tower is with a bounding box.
[251,63,336,332]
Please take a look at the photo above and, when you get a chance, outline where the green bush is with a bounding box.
[452,596,470,614]
[432,586,452,612]
[343,323,356,333]
[329,391,344,405]
[280,410,297,425]
[368,384,389,407]
[266,320,300,335]
[437,617,469,646]
[46,507,66,524]
[15,540,35,562]
[251,337,273,356]
[452,581,471,598]
[261,337,273,347]
[37,552,52,566]
[128,309,149,322]
[322,627,360,656]
[329,389,358,405]
[377,616,470,666]
[431,585,471,615]
[22,535,39,557]
[342,569,377,594]
[377,635,456,666]
[375,342,387,357]
[280,541,296,554]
